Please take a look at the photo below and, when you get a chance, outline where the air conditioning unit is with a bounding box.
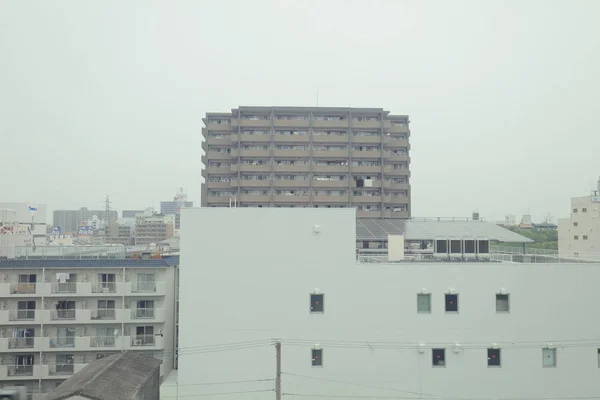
[135,340,142,346]
[102,287,109,293]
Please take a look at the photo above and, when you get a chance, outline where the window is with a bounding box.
[96,300,115,319]
[432,349,445,367]
[573,208,578,213]
[542,348,556,368]
[583,208,588,212]
[574,235,579,240]
[574,222,578,227]
[417,294,431,313]
[445,294,458,312]
[310,294,324,313]
[496,294,510,313]
[98,273,116,293]
[583,235,588,240]
[312,349,323,367]
[135,326,154,346]
[17,300,36,320]
[487,348,501,367]
[56,301,76,319]
[56,354,74,374]
[135,273,155,292]
[136,300,155,318]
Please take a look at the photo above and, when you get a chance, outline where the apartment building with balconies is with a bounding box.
[201,106,411,218]
[0,254,178,399]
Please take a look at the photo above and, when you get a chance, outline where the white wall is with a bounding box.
[558,196,600,260]
[180,208,600,400]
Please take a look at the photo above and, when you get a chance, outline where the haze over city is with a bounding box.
[1,0,600,222]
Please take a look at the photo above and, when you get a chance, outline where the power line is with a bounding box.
[161,389,274,398]
[176,378,273,387]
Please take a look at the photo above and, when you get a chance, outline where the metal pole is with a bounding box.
[275,341,281,400]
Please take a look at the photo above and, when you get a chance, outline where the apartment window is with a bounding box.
[573,208,578,213]
[432,349,446,367]
[583,235,588,240]
[56,354,74,374]
[16,274,36,294]
[56,301,76,319]
[573,222,578,227]
[98,273,116,293]
[542,348,556,368]
[496,294,510,313]
[312,348,323,367]
[96,300,115,319]
[417,294,431,313]
[583,208,588,212]
[14,355,34,375]
[310,293,324,313]
[136,273,156,292]
[136,300,155,318]
[445,294,458,312]
[135,326,155,346]
[574,235,579,240]
[487,348,501,367]
[17,300,36,320]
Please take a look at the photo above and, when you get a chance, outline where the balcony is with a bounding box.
[312,118,349,128]
[313,165,350,173]
[238,195,271,203]
[48,363,86,377]
[352,165,381,174]
[383,210,410,218]
[231,179,272,188]
[273,119,310,128]
[129,334,158,348]
[312,179,348,188]
[129,281,164,295]
[205,166,232,175]
[383,137,409,147]
[127,308,164,322]
[352,135,382,144]
[91,282,118,294]
[384,152,410,163]
[383,195,410,204]
[50,282,78,295]
[273,195,310,203]
[383,181,410,190]
[232,164,271,173]
[7,283,38,295]
[239,118,271,128]
[383,166,410,176]
[49,309,76,321]
[273,134,310,143]
[1,365,40,379]
[352,150,381,159]
[205,181,233,189]
[312,134,349,143]
[90,335,117,348]
[386,124,409,134]
[47,336,76,349]
[204,137,233,147]
[352,180,382,188]
[239,133,271,143]
[205,121,233,131]
[0,337,39,352]
[352,195,382,204]
[272,180,310,188]
[356,210,383,218]
[273,164,310,173]
[352,120,381,129]
[6,310,41,324]
[205,196,231,205]
[313,150,349,158]
[90,308,118,321]
[239,149,271,158]
[272,149,309,158]
[313,195,349,204]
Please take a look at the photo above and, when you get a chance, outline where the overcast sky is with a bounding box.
[1,0,599,223]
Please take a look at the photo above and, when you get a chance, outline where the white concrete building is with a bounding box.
[0,253,178,399]
[179,207,600,400]
[558,177,600,261]
[0,202,47,251]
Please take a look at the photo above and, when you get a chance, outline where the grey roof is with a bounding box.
[357,219,533,243]
[46,351,161,400]
[0,256,179,269]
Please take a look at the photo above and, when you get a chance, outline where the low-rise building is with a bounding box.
[134,210,174,246]
[0,251,178,399]
[179,207,600,400]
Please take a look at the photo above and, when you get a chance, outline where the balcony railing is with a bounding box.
[51,282,77,294]
[49,363,75,375]
[49,336,76,348]
[131,334,155,346]
[51,310,76,320]
[91,282,117,293]
[90,308,116,320]
[7,365,34,376]
[8,337,35,349]
[131,282,157,293]
[132,308,155,319]
[90,336,116,348]
[8,310,36,321]
[10,283,37,294]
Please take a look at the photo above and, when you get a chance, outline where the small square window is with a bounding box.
[488,348,501,367]
[445,294,458,312]
[574,222,579,227]
[574,235,579,240]
[312,348,323,367]
[417,294,431,313]
[582,208,588,212]
[496,294,509,313]
[573,208,578,213]
[432,349,445,367]
[542,348,556,368]
[583,235,588,240]
[310,294,324,313]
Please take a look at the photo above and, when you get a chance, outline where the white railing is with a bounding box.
[8,310,37,321]
[131,282,157,293]
[131,308,155,319]
[51,282,77,294]
[130,334,155,346]
[48,337,76,348]
[6,365,34,376]
[9,283,37,294]
[48,363,79,375]
[91,282,117,293]
[8,337,35,349]
[90,308,116,320]
[90,336,116,348]
[50,310,76,320]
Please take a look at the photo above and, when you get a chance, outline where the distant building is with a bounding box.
[53,208,118,234]
[160,201,193,216]
[122,210,145,218]
[0,202,47,250]
[558,177,600,261]
[135,209,175,246]
[46,352,161,400]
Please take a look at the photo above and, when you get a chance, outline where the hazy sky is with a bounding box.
[1,0,599,223]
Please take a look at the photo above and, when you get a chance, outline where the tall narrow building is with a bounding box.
[201,106,411,218]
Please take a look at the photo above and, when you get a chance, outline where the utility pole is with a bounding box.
[275,340,281,400]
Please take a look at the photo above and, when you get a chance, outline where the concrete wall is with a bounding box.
[558,196,600,260]
[180,208,600,400]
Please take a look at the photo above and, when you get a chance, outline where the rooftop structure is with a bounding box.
[201,106,411,218]
[179,207,600,400]
[46,351,161,400]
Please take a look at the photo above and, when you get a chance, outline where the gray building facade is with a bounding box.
[201,106,411,218]
[53,208,118,233]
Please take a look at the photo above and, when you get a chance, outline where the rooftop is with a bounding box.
[357,218,534,243]
[0,255,179,268]
[46,351,161,400]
